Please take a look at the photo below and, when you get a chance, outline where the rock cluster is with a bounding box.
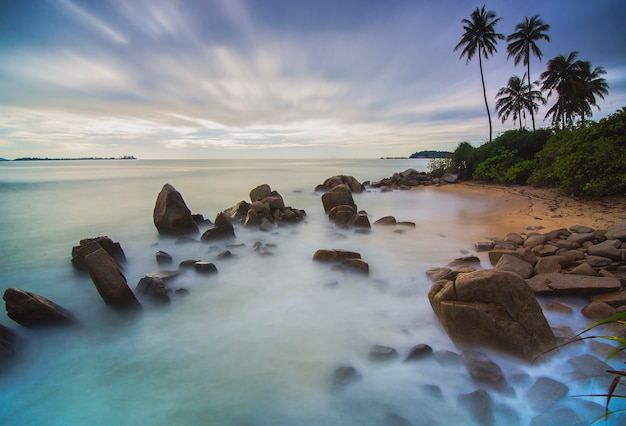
[367,168,458,190]
[313,249,370,275]
[318,176,371,229]
[223,184,306,232]
[71,236,126,270]
[315,175,365,193]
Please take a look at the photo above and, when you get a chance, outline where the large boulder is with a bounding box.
[606,222,626,240]
[85,248,142,311]
[321,184,357,213]
[3,288,76,328]
[153,183,199,235]
[526,273,621,296]
[428,270,555,362]
[316,175,365,193]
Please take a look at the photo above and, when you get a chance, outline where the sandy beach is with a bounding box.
[436,182,626,239]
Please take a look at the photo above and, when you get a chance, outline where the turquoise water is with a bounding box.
[0,159,618,425]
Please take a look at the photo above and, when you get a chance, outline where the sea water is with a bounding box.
[0,159,620,425]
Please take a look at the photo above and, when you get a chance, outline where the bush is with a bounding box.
[473,149,522,182]
[529,109,626,198]
[427,157,453,178]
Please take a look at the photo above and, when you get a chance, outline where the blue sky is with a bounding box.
[1,0,624,159]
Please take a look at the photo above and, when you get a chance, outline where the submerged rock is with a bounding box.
[201,212,236,242]
[321,184,357,213]
[315,175,364,193]
[331,365,362,389]
[136,275,170,305]
[3,288,76,328]
[457,389,494,426]
[153,183,199,236]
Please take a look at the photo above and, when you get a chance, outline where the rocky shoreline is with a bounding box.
[2,168,626,424]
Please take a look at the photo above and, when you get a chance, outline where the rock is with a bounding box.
[153,183,199,235]
[570,224,595,234]
[422,384,443,400]
[534,257,562,275]
[135,275,170,305]
[494,254,534,279]
[313,249,361,262]
[341,258,369,275]
[526,273,621,296]
[543,302,573,315]
[85,248,141,311]
[475,240,495,252]
[568,354,612,382]
[525,377,569,413]
[224,200,251,222]
[530,406,586,426]
[441,173,458,183]
[488,248,536,266]
[259,217,274,232]
[3,288,76,327]
[590,291,626,308]
[316,175,364,193]
[577,255,613,267]
[532,244,559,257]
[329,205,356,223]
[426,267,455,282]
[606,223,626,240]
[350,213,371,229]
[201,212,236,242]
[504,233,524,246]
[331,365,362,389]
[156,250,173,265]
[194,262,218,274]
[524,234,546,248]
[448,256,481,268]
[249,184,272,202]
[72,236,126,269]
[321,184,357,213]
[433,350,463,366]
[428,270,555,361]
[461,350,512,394]
[374,216,397,226]
[368,345,399,362]
[567,232,596,244]
[582,301,616,320]
[568,262,597,276]
[588,240,623,260]
[384,413,413,426]
[404,344,433,362]
[457,389,494,426]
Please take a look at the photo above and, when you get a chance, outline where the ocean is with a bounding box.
[0,159,618,425]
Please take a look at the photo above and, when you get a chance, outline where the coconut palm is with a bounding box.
[540,51,582,129]
[454,5,504,142]
[506,15,550,131]
[496,75,545,129]
[573,61,609,123]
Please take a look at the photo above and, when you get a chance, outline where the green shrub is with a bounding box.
[529,109,626,198]
[427,157,453,178]
[473,149,522,182]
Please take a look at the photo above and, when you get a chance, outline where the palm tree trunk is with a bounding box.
[527,60,536,132]
[479,53,493,142]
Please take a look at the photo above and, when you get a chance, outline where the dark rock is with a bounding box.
[153,183,199,235]
[217,250,233,259]
[582,301,617,320]
[331,365,362,389]
[374,216,397,226]
[494,254,534,278]
[428,270,555,362]
[590,291,626,308]
[542,301,573,315]
[606,223,626,240]
[72,236,126,270]
[567,232,596,244]
[350,213,371,229]
[530,406,586,426]
[194,262,218,274]
[441,173,458,183]
[224,200,251,222]
[534,257,562,275]
[426,267,455,282]
[341,258,369,274]
[475,240,495,252]
[422,384,443,400]
[85,248,141,311]
[404,344,433,362]
[368,344,399,362]
[3,288,76,327]
[179,259,201,268]
[0,324,23,368]
[570,224,595,234]
[488,248,536,266]
[461,350,512,394]
[504,233,524,246]
[448,256,481,268]
[588,240,623,260]
[525,377,569,412]
[457,389,494,426]
[567,354,611,382]
[313,249,361,262]
[249,184,273,202]
[136,275,170,305]
[524,234,546,248]
[526,273,621,296]
[316,175,364,193]
[201,212,236,242]
[577,255,614,267]
[321,184,357,213]
[156,250,173,265]
[567,262,597,276]
[432,350,462,366]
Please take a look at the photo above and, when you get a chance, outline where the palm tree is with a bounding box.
[506,15,550,131]
[573,61,609,122]
[496,74,545,129]
[540,52,582,129]
[454,5,504,142]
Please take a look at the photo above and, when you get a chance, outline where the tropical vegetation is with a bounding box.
[454,5,504,142]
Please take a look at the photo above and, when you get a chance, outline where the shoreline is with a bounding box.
[433,181,626,239]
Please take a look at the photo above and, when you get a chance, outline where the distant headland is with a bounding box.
[1,155,137,161]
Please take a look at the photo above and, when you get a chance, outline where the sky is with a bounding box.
[1,0,625,159]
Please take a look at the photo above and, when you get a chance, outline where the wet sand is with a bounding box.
[434,182,626,239]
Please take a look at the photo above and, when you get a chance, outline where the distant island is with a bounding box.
[409,150,451,159]
[9,155,137,161]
